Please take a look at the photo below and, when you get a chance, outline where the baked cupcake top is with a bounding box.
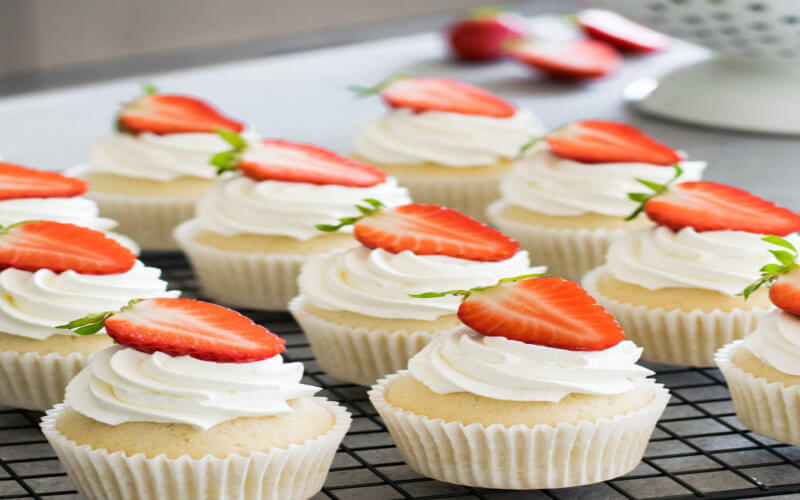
[300,202,543,320]
[407,276,652,401]
[83,87,247,181]
[351,76,543,167]
[0,221,177,340]
[501,121,706,217]
[60,298,318,430]
[607,176,800,295]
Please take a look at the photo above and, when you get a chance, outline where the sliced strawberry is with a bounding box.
[237,139,387,187]
[578,9,671,54]
[353,203,519,261]
[546,120,682,165]
[770,269,800,316]
[447,9,528,62]
[507,39,621,79]
[0,221,136,274]
[118,94,244,135]
[104,298,285,363]
[457,277,624,351]
[644,182,800,235]
[0,162,88,200]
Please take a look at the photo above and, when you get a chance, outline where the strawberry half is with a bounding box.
[0,221,136,274]
[60,298,286,363]
[546,120,682,165]
[578,9,671,54]
[0,162,88,200]
[447,8,528,62]
[740,236,800,315]
[350,76,516,118]
[507,39,621,80]
[769,269,800,316]
[118,90,244,135]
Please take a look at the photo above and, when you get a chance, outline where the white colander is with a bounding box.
[588,0,800,134]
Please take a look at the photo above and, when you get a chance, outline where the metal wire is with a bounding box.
[0,252,798,500]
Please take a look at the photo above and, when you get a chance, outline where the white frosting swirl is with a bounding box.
[409,328,653,402]
[0,262,179,340]
[353,109,544,167]
[195,175,411,239]
[744,310,800,375]
[607,226,796,296]
[299,247,543,320]
[0,197,117,232]
[65,346,320,430]
[501,144,706,216]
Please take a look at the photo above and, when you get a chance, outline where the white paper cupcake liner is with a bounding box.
[369,372,669,490]
[486,201,624,282]
[41,398,351,500]
[175,220,307,311]
[85,190,198,251]
[290,296,456,386]
[394,172,504,222]
[0,350,89,411]
[716,341,800,446]
[584,267,769,367]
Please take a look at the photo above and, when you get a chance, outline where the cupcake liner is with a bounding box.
[85,190,198,251]
[486,201,624,282]
[0,350,89,411]
[40,398,351,500]
[290,296,453,386]
[716,341,800,446]
[584,267,769,367]
[175,221,306,311]
[395,173,503,222]
[369,372,669,490]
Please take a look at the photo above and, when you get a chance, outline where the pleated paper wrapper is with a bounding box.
[0,350,89,411]
[395,173,503,222]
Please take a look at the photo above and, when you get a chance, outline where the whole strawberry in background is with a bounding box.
[447,7,528,62]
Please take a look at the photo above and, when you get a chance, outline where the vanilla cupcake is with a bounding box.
[487,120,705,281]
[175,136,410,310]
[42,298,350,500]
[290,202,543,386]
[351,76,543,219]
[584,180,800,366]
[0,222,177,410]
[369,276,668,489]
[74,89,247,250]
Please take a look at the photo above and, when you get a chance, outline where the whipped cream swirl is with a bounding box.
[607,226,797,296]
[0,262,179,340]
[744,310,800,375]
[0,197,117,232]
[353,109,543,167]
[66,346,320,430]
[409,328,653,402]
[500,144,706,216]
[196,175,411,239]
[299,247,543,320]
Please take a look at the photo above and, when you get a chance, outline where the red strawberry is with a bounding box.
[578,9,671,54]
[643,182,800,235]
[118,94,244,135]
[769,268,800,316]
[447,8,528,62]
[739,235,800,314]
[0,162,88,200]
[457,277,624,351]
[507,39,621,79]
[0,221,136,274]
[351,77,515,118]
[546,120,682,165]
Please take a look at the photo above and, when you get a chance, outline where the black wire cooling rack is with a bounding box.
[1,251,800,500]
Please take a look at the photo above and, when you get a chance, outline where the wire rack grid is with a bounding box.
[0,251,799,500]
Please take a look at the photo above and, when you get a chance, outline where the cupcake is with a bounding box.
[350,76,543,219]
[583,179,800,366]
[73,87,246,250]
[487,120,706,281]
[43,297,350,500]
[716,235,800,446]
[290,202,544,386]
[369,276,669,489]
[0,221,177,410]
[175,133,410,310]
[0,161,138,252]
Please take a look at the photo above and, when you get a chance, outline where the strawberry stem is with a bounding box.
[739,235,799,299]
[142,82,159,95]
[56,299,141,336]
[210,128,249,174]
[625,164,683,221]
[409,273,544,300]
[517,136,543,159]
[468,5,507,19]
[316,199,384,232]
[348,74,412,97]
